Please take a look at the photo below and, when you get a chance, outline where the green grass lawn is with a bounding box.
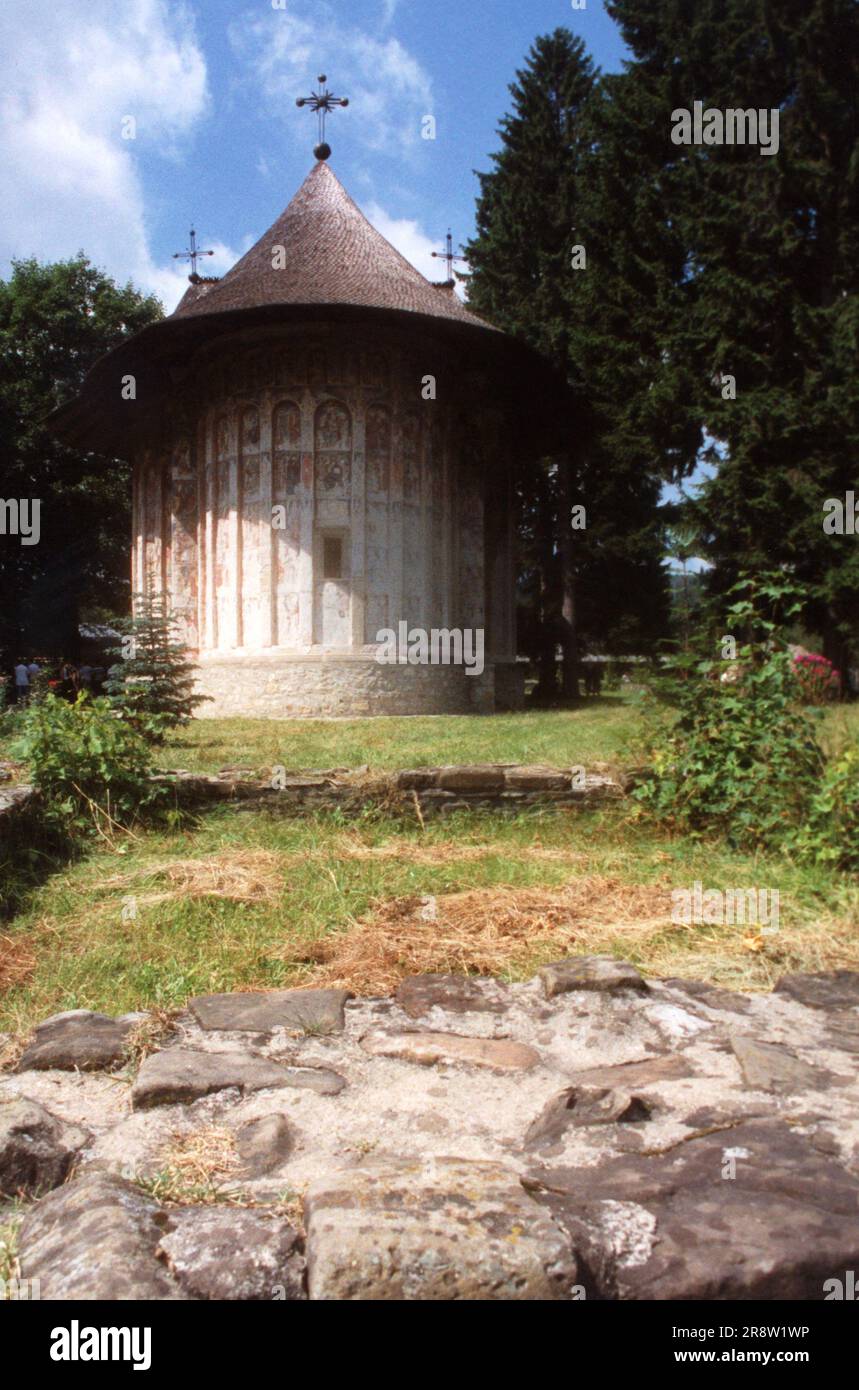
[153,697,646,775]
[1,696,857,1043]
[3,692,856,777]
[2,798,856,1039]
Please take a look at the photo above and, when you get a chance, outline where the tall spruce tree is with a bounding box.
[605,0,859,678]
[466,30,684,694]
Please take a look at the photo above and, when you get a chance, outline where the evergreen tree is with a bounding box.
[466,30,683,693]
[105,593,208,740]
[605,0,859,679]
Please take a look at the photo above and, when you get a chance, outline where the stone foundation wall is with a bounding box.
[193,654,499,719]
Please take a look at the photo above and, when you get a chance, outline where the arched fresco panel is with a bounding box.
[313,400,352,646]
[272,401,303,645]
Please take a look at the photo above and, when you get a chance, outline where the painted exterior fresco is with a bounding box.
[130,325,521,716]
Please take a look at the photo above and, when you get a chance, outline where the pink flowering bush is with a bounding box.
[792,651,840,704]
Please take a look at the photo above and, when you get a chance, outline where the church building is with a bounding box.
[51,84,564,718]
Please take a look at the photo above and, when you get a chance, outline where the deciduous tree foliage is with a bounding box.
[0,256,162,662]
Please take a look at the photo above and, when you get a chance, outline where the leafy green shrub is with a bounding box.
[792,747,859,872]
[11,693,162,835]
[106,592,208,742]
[634,645,825,851]
[634,572,857,866]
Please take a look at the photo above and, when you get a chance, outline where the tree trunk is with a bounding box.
[534,462,558,701]
[558,454,580,700]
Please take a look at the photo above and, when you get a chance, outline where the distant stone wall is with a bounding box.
[164,763,628,819]
[0,785,36,839]
[0,765,629,843]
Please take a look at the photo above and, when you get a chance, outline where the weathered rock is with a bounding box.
[360,1029,540,1072]
[538,956,648,999]
[188,988,353,1035]
[524,1087,652,1149]
[395,769,439,790]
[573,1054,694,1087]
[16,1010,135,1072]
[395,974,509,1018]
[527,1119,859,1300]
[437,765,506,792]
[662,977,753,1015]
[0,1099,89,1197]
[503,765,569,791]
[132,1047,346,1109]
[235,1114,294,1177]
[826,1015,859,1055]
[19,1173,181,1299]
[157,1207,304,1300]
[774,970,859,1012]
[305,1157,577,1299]
[730,1035,831,1094]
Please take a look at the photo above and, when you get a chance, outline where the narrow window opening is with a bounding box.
[323,536,344,580]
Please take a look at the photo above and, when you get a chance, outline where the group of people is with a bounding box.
[5,658,108,705]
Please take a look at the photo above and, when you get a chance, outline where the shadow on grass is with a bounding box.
[0,806,81,921]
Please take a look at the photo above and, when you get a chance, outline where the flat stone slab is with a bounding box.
[730,1035,831,1094]
[524,1087,652,1149]
[774,971,859,1012]
[305,1157,577,1299]
[504,765,570,791]
[437,765,506,792]
[188,988,353,1035]
[132,1047,346,1109]
[539,956,648,999]
[662,977,753,1015]
[573,1055,694,1087]
[395,974,509,1018]
[0,1098,89,1198]
[528,1119,859,1300]
[360,1029,540,1073]
[158,1207,304,1300]
[19,1173,180,1300]
[16,1010,135,1072]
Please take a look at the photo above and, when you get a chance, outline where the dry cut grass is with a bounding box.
[0,933,36,994]
[97,850,284,907]
[291,875,676,995]
[286,874,859,997]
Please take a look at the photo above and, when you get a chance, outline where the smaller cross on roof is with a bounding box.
[172,227,215,283]
[431,230,468,282]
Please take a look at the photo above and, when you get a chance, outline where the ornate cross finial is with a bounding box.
[431,230,468,281]
[172,227,215,283]
[296,74,349,161]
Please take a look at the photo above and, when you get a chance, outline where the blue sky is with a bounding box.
[0,0,630,311]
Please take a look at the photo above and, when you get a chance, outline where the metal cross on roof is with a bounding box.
[296,74,349,162]
[172,227,215,283]
[431,230,468,281]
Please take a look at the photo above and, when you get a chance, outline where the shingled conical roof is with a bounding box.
[173,161,494,332]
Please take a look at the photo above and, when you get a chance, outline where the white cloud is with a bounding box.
[229,3,433,157]
[0,0,210,311]
[366,203,468,300]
